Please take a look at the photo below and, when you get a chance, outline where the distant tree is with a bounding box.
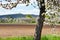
[6,15,13,19]
[26,14,32,18]
[6,16,13,23]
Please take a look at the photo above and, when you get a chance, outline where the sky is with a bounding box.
[0,0,39,15]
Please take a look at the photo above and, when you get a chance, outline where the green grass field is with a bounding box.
[0,35,60,40]
[41,34,60,40]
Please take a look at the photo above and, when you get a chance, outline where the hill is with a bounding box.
[0,14,38,18]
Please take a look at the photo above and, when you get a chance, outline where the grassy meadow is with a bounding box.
[0,35,60,40]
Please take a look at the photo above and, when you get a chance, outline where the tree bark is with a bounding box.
[34,0,45,40]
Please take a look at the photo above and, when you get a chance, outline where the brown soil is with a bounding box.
[0,24,60,37]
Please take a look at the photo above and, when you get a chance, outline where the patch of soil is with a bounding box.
[0,24,60,37]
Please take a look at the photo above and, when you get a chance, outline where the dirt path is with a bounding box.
[0,24,60,37]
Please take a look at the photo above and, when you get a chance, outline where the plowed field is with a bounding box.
[0,24,60,37]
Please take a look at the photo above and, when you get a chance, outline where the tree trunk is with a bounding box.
[34,0,45,40]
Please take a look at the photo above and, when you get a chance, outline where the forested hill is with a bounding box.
[0,14,38,18]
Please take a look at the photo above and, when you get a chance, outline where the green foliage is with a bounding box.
[31,20,36,23]
[26,14,32,18]
[31,18,36,23]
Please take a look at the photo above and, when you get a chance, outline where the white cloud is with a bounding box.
[19,8,39,15]
[0,7,39,15]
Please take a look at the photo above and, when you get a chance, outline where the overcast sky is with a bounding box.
[0,0,39,15]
